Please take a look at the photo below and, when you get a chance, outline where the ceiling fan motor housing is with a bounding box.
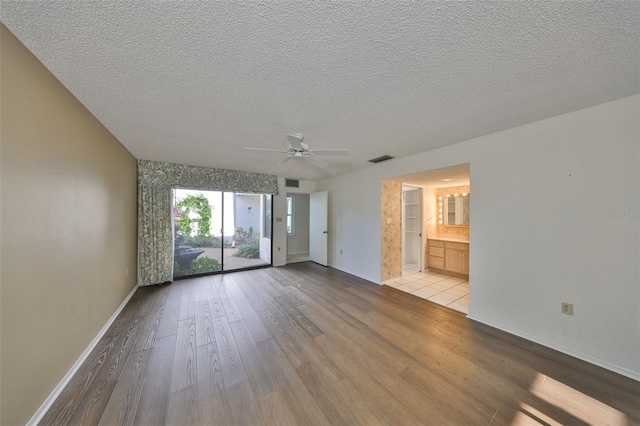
[246,134,344,168]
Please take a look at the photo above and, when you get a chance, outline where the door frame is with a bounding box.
[401,185,423,272]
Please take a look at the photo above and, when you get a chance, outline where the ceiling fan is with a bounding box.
[245,133,348,168]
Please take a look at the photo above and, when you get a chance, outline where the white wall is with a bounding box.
[318,95,640,379]
[235,194,261,236]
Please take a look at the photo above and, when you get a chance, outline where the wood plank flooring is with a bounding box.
[42,262,640,425]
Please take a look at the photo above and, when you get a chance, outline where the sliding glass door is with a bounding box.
[172,188,271,279]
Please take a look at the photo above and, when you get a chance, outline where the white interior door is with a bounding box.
[309,191,328,266]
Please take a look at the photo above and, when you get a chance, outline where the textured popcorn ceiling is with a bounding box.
[2,2,639,180]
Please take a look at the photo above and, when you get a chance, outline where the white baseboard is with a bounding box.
[467,314,640,382]
[286,252,310,264]
[27,285,138,426]
[327,263,380,285]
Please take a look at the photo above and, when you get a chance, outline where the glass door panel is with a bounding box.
[173,189,222,278]
[173,189,272,278]
[224,193,271,271]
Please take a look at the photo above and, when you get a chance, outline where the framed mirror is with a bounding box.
[439,194,469,226]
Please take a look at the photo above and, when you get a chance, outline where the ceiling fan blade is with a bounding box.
[308,149,348,156]
[245,147,289,153]
[286,133,304,150]
[304,156,328,168]
[278,156,294,166]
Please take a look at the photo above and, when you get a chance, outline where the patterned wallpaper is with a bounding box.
[423,186,438,238]
[423,186,438,267]
[381,179,402,281]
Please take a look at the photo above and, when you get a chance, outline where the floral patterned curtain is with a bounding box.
[137,160,279,193]
[137,159,278,286]
[138,186,173,286]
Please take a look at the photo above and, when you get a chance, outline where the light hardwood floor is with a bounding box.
[42,262,639,425]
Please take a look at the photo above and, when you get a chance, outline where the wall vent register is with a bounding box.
[368,154,395,164]
[285,178,300,188]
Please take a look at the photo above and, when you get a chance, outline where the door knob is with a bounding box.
[323,231,328,234]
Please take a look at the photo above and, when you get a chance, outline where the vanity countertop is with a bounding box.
[428,236,469,243]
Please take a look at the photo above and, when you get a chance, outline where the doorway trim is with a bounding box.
[402,185,423,273]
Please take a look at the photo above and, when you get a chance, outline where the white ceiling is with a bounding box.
[397,163,470,189]
[2,2,638,180]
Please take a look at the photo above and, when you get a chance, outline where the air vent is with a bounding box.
[368,155,395,164]
[285,178,300,188]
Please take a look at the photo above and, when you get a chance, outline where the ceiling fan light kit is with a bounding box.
[245,133,348,168]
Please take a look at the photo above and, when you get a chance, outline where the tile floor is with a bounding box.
[384,264,469,314]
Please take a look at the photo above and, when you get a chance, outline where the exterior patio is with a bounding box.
[199,246,269,271]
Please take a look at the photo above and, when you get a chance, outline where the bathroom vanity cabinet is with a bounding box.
[428,238,469,277]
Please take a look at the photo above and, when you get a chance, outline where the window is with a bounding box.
[286,196,294,235]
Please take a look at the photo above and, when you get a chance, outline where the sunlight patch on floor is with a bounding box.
[513,402,560,425]
[515,373,627,425]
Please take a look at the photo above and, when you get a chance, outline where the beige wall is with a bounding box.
[1,25,138,425]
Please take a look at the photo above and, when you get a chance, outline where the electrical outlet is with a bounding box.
[340,250,343,255]
[125,268,129,277]
[561,302,573,315]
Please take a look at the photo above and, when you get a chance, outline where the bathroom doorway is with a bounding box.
[383,163,471,314]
